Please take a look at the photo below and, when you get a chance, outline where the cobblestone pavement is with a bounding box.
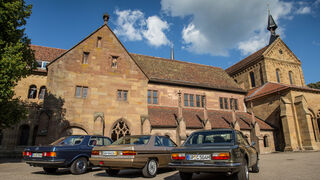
[1,151,319,180]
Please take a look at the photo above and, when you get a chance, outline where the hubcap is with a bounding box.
[148,160,157,175]
[77,160,85,170]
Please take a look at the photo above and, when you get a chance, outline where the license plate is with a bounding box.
[32,153,43,158]
[103,151,117,156]
[187,154,211,160]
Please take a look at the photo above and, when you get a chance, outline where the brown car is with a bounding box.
[89,135,177,177]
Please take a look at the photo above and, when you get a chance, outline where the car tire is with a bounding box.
[251,157,259,173]
[70,157,88,175]
[105,169,120,176]
[43,167,57,174]
[142,159,158,178]
[233,159,249,180]
[179,171,193,180]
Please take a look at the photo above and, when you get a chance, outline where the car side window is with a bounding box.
[89,137,103,146]
[160,137,177,147]
[154,136,163,146]
[103,138,112,145]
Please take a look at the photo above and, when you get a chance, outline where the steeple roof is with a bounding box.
[267,14,278,31]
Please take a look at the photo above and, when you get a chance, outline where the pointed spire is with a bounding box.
[170,41,174,60]
[267,6,279,45]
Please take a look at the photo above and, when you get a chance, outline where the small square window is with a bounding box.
[224,98,229,109]
[147,90,152,104]
[153,91,158,104]
[184,94,189,106]
[219,97,224,109]
[196,95,201,107]
[76,86,82,97]
[82,87,88,98]
[117,90,128,101]
[111,56,118,68]
[82,52,89,64]
[75,86,88,98]
[189,94,194,107]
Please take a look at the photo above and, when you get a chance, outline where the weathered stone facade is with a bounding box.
[227,38,320,152]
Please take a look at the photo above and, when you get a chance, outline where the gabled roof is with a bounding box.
[226,46,268,75]
[246,82,320,101]
[131,54,245,93]
[30,45,66,62]
[148,106,273,130]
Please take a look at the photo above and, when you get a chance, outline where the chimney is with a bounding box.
[103,12,110,24]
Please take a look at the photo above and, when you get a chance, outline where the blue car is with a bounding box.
[23,135,112,174]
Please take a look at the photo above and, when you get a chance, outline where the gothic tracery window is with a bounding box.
[111,119,130,142]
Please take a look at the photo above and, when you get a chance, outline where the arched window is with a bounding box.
[263,135,269,147]
[289,71,294,85]
[38,86,46,99]
[18,124,30,146]
[276,69,281,83]
[28,85,37,99]
[111,119,130,142]
[250,71,256,88]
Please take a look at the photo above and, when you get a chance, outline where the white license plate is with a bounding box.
[32,153,43,158]
[187,154,211,160]
[103,151,117,156]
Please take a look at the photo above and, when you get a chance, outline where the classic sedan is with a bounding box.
[23,135,112,174]
[90,135,177,178]
[169,129,259,180]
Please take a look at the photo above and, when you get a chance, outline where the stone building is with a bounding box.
[226,13,320,151]
[0,13,277,156]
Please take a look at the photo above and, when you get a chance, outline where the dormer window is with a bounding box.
[36,61,49,69]
[111,56,118,68]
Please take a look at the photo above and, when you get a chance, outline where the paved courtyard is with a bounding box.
[0,151,319,180]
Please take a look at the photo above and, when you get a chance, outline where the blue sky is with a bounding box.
[25,0,320,84]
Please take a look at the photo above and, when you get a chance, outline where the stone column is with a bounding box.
[294,95,318,150]
[249,101,261,153]
[203,94,211,130]
[177,90,186,145]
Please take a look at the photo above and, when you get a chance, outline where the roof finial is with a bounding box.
[267,5,279,45]
[103,12,110,24]
[170,41,174,60]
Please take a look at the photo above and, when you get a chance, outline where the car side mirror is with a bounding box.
[251,141,256,146]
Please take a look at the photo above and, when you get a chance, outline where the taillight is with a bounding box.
[92,150,100,156]
[121,151,136,156]
[171,153,186,160]
[23,151,31,157]
[43,152,56,157]
[212,152,230,160]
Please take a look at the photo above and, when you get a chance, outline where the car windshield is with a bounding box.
[184,130,234,146]
[112,136,150,145]
[50,136,85,145]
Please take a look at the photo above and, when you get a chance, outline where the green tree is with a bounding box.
[307,81,320,89]
[0,0,35,128]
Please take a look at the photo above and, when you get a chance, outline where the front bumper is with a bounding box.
[169,162,241,173]
[89,156,147,169]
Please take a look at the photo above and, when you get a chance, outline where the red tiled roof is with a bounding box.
[226,46,268,75]
[246,82,320,101]
[30,45,67,62]
[148,106,273,130]
[148,106,178,127]
[131,54,245,93]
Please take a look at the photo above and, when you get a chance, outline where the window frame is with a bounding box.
[117,90,128,101]
[75,86,88,98]
[184,93,189,106]
[250,71,256,88]
[82,52,89,64]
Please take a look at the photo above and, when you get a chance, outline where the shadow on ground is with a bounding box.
[31,167,103,176]
[0,158,23,164]
[94,168,175,178]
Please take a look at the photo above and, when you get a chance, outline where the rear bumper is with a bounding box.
[169,162,241,173]
[89,156,147,169]
[24,159,67,168]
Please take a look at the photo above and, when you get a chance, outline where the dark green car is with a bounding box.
[169,129,259,180]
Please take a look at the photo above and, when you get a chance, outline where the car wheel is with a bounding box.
[43,167,57,174]
[105,169,120,176]
[233,159,249,180]
[179,171,193,180]
[251,158,259,173]
[142,159,158,178]
[70,157,88,175]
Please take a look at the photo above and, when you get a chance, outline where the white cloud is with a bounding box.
[142,16,170,47]
[161,0,293,56]
[114,9,145,41]
[295,6,311,14]
[113,9,169,47]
